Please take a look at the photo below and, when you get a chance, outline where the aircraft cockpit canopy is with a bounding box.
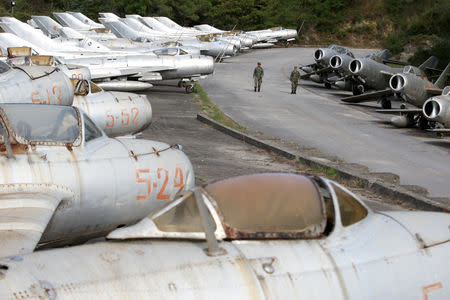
[162,41,182,47]
[72,79,102,95]
[269,27,284,31]
[151,174,328,239]
[205,174,326,237]
[330,44,353,56]
[403,65,422,76]
[0,104,81,146]
[197,35,214,42]
[153,48,186,56]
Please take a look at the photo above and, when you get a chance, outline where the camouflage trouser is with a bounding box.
[254,77,262,91]
[291,81,298,93]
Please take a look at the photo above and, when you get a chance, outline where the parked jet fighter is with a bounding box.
[0,104,194,258]
[0,173,448,299]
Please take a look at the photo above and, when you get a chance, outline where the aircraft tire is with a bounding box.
[418,117,429,130]
[185,85,194,94]
[324,82,331,89]
[381,98,391,109]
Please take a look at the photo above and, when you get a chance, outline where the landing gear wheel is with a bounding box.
[352,84,364,95]
[400,103,407,109]
[381,98,391,109]
[177,81,183,88]
[324,82,331,89]
[285,41,290,48]
[185,84,195,94]
[418,117,429,130]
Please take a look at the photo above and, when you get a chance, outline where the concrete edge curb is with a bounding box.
[197,113,448,212]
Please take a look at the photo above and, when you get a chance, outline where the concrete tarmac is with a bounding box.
[202,48,450,203]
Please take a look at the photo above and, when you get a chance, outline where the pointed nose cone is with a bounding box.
[287,29,298,39]
[330,55,342,69]
[389,74,407,92]
[349,59,363,74]
[202,56,215,74]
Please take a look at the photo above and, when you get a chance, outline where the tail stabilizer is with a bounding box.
[435,63,450,89]
[419,56,439,71]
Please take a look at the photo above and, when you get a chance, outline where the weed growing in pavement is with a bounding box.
[193,84,247,131]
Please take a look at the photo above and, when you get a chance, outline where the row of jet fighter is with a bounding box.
[0,12,297,92]
[300,45,450,133]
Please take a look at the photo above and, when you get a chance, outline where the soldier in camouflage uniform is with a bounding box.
[290,66,300,94]
[253,62,264,92]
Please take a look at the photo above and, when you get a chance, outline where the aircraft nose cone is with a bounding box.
[330,55,342,69]
[201,56,214,74]
[349,59,363,74]
[390,74,406,92]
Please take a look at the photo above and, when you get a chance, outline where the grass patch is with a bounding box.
[295,159,367,188]
[193,84,247,131]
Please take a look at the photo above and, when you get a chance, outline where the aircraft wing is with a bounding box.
[0,184,73,257]
[427,128,450,133]
[341,88,393,103]
[425,86,443,96]
[375,108,422,114]
[300,66,332,79]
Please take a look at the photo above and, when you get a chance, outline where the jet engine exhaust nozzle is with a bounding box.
[390,74,407,92]
[349,59,362,74]
[330,55,342,69]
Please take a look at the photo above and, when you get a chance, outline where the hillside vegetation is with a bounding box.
[0,0,448,68]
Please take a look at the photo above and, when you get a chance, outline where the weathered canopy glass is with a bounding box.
[331,183,368,227]
[205,173,326,235]
[2,105,79,143]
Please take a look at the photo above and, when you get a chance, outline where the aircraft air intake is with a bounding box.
[349,59,362,74]
[423,97,450,127]
[423,99,441,119]
[314,49,323,61]
[330,55,342,69]
[389,74,406,92]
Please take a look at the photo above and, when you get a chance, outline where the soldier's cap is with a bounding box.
[257,62,261,65]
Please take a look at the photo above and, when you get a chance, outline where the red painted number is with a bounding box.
[121,108,130,126]
[136,169,151,200]
[157,168,170,200]
[131,107,139,124]
[174,167,184,189]
[106,110,114,128]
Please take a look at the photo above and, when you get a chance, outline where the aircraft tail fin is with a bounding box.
[434,62,450,89]
[419,56,439,71]
[376,49,392,60]
[31,16,62,38]
[53,12,91,30]
[100,19,143,42]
